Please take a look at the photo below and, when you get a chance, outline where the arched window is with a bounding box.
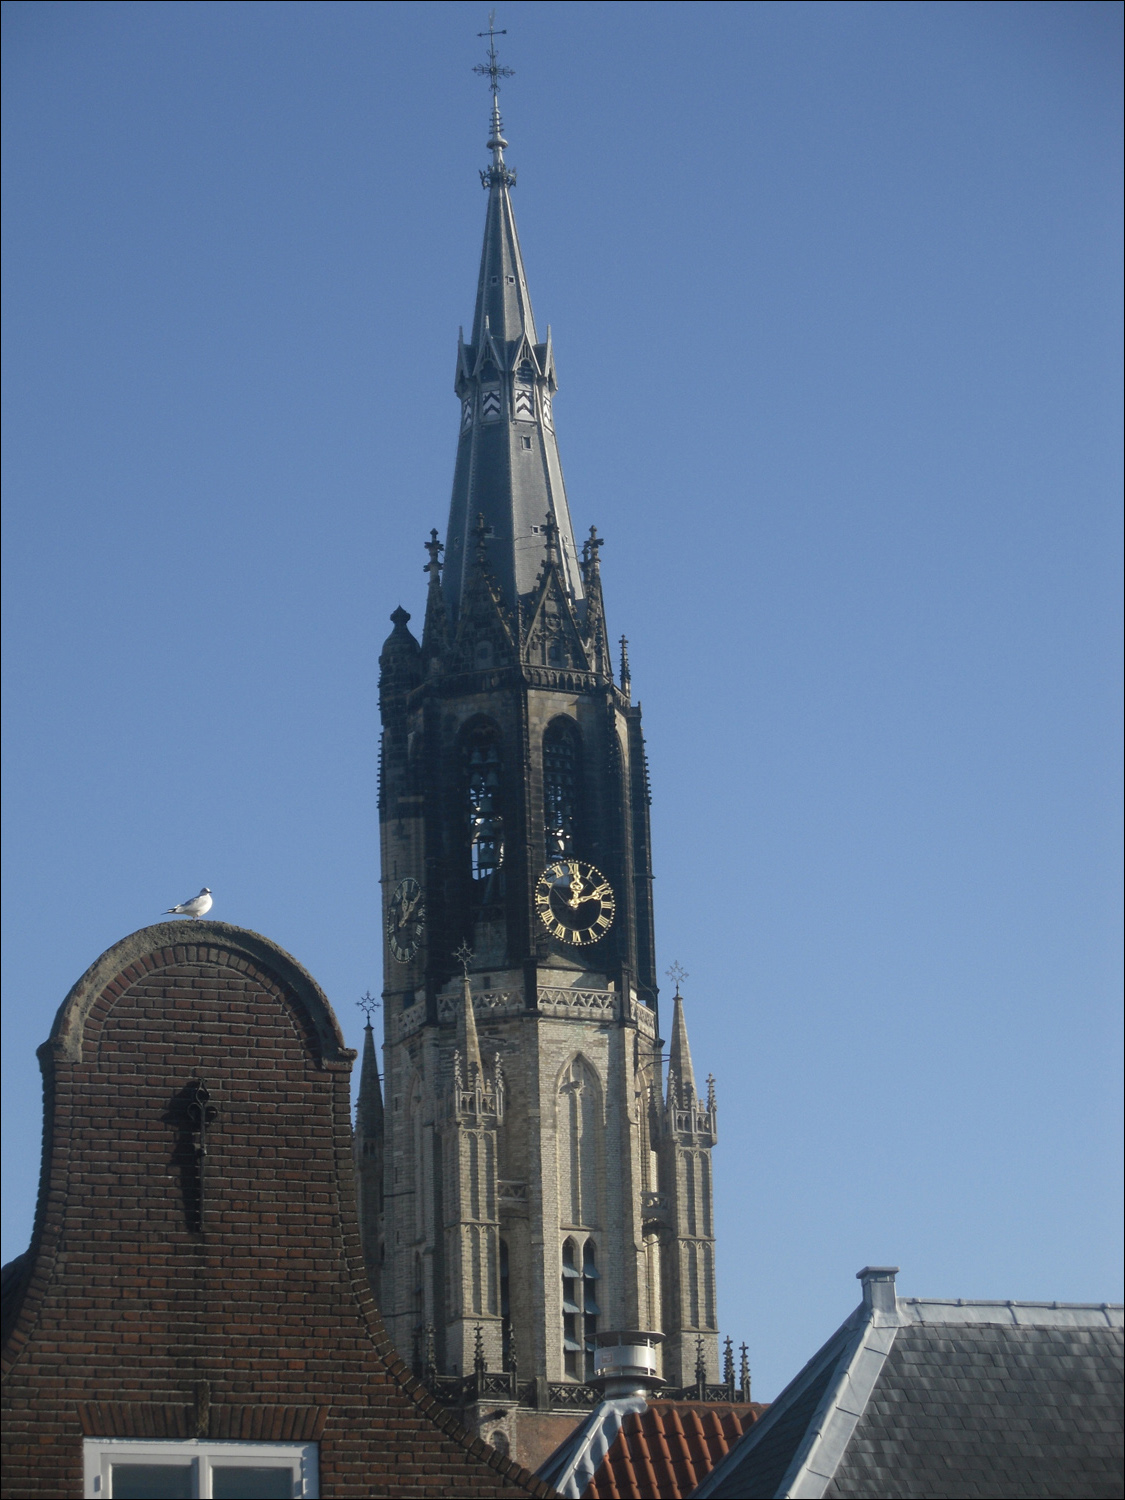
[544,718,581,859]
[464,723,504,906]
[562,1237,600,1381]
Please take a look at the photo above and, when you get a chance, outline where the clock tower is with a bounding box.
[363,76,720,1409]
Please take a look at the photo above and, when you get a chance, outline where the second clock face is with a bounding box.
[388,877,426,963]
[535,860,615,947]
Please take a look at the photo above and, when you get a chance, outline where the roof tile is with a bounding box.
[584,1402,762,1499]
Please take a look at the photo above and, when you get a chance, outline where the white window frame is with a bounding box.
[82,1438,319,1499]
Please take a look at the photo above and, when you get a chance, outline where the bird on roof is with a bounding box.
[164,887,212,920]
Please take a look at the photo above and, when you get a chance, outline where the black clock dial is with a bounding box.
[534,860,615,947]
[387,877,426,963]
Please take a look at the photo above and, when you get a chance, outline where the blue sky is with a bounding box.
[2,1,1121,1399]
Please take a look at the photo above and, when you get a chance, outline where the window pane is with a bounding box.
[110,1464,193,1500]
[211,1467,294,1500]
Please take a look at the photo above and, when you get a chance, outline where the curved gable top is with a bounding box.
[44,920,351,1067]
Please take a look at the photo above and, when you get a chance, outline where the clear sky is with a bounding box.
[2,0,1121,1401]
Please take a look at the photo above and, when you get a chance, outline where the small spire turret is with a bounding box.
[454,942,484,1086]
[421,529,449,666]
[668,990,697,1105]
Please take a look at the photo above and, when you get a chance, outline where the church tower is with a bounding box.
[372,63,719,1398]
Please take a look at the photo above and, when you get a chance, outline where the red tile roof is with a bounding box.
[585,1401,765,1499]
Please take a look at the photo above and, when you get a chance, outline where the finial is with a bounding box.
[472,512,490,564]
[695,1336,707,1388]
[666,961,688,997]
[424,529,444,582]
[357,991,381,1027]
[455,940,474,977]
[582,525,604,574]
[474,12,514,101]
[619,636,631,696]
[474,1322,487,1376]
[723,1336,735,1386]
[542,512,559,565]
[740,1342,752,1400]
[475,13,517,188]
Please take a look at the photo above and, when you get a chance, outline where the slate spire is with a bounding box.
[457,967,484,1087]
[356,1021,384,1138]
[445,91,584,620]
[668,988,697,1106]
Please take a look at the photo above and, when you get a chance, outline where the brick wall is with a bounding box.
[0,922,554,1499]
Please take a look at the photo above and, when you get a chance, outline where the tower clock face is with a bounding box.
[535,860,615,947]
[387,877,426,963]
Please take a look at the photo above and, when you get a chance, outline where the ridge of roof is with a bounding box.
[898,1297,1124,1327]
[536,1396,648,1499]
[692,1316,859,1500]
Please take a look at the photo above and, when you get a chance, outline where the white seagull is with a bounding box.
[164,887,213,920]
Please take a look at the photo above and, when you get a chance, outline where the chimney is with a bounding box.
[856,1265,899,1315]
[591,1331,664,1400]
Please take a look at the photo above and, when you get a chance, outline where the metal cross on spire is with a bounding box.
[454,940,474,977]
[473,11,514,99]
[357,991,381,1025]
[666,961,689,996]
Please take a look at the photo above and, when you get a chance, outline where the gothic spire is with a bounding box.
[356,1017,384,1139]
[667,986,697,1105]
[455,949,484,1086]
[421,529,449,665]
[444,56,585,621]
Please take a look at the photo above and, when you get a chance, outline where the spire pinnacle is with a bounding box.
[667,977,697,1105]
[454,942,483,1083]
[474,13,516,188]
[542,511,559,567]
[424,528,444,585]
[355,993,384,1137]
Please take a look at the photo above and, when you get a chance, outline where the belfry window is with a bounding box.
[561,1237,599,1381]
[544,719,581,858]
[465,724,504,904]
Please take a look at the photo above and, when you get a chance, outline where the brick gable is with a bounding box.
[1,922,554,1498]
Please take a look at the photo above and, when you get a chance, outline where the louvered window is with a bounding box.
[562,1237,599,1381]
[544,720,581,858]
[465,725,505,905]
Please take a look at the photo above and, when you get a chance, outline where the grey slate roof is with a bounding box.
[444,99,584,619]
[693,1268,1123,1500]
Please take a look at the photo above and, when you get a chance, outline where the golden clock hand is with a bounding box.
[566,863,587,908]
